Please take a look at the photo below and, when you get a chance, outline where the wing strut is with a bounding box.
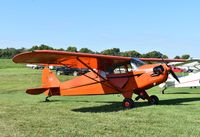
[76,57,125,93]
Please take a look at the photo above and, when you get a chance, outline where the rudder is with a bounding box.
[42,67,60,88]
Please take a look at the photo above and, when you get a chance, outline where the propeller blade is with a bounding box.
[170,70,180,83]
[162,56,180,83]
[161,57,170,67]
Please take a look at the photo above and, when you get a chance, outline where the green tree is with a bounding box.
[101,48,120,56]
[39,44,54,50]
[29,45,39,51]
[0,48,19,58]
[142,51,163,58]
[66,46,77,52]
[181,54,190,59]
[29,44,54,51]
[56,48,65,51]
[162,55,168,59]
[121,50,141,57]
[174,56,180,59]
[79,48,94,53]
[17,47,27,53]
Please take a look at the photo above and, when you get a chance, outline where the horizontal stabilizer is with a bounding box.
[26,87,60,95]
[26,88,49,95]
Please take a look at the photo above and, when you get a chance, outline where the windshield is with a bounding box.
[131,58,145,70]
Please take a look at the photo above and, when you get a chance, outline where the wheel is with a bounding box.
[73,71,78,76]
[122,98,135,109]
[148,95,159,105]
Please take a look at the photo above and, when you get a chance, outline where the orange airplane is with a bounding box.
[12,50,186,109]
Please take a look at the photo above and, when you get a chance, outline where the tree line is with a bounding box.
[0,44,190,59]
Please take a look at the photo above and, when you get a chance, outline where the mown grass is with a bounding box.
[0,59,25,69]
[0,59,200,137]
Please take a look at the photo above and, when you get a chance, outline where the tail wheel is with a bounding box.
[149,95,159,105]
[122,98,135,109]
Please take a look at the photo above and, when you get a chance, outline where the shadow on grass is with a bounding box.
[166,92,200,94]
[159,97,200,105]
[71,97,200,113]
[39,100,61,103]
[72,102,124,113]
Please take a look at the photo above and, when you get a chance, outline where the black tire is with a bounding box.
[149,95,159,105]
[122,98,135,109]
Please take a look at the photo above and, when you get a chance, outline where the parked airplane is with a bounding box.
[12,50,185,109]
[159,72,200,94]
[160,59,200,94]
[168,58,200,72]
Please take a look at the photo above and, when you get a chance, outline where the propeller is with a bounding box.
[161,56,180,83]
[169,70,180,83]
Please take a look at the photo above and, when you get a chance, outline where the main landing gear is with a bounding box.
[135,91,159,105]
[134,90,159,105]
[122,90,159,109]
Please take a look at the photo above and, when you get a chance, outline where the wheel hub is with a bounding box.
[124,102,130,107]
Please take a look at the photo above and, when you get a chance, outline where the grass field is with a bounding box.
[0,59,200,137]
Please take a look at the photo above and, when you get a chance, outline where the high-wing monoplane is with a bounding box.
[13,50,186,109]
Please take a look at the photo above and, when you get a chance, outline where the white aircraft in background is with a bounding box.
[159,58,200,94]
[168,58,200,72]
[159,72,200,94]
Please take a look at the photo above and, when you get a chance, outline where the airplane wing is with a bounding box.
[13,50,186,71]
[12,50,131,71]
[139,58,186,62]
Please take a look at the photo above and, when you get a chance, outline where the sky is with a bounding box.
[0,0,200,58]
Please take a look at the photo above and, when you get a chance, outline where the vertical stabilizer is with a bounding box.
[42,67,60,88]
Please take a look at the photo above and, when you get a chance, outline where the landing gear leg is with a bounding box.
[45,95,51,102]
[161,87,167,94]
[135,90,150,101]
[45,89,53,102]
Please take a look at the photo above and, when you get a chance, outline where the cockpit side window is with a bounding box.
[109,59,145,74]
